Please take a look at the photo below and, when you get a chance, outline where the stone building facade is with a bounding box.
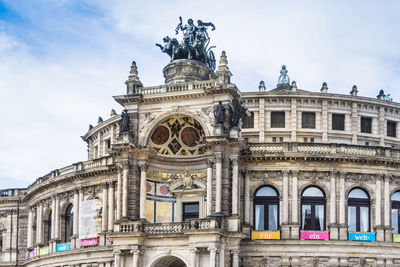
[1,51,400,267]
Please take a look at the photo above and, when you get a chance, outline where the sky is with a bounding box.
[0,0,400,189]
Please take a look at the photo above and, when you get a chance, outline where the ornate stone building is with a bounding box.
[2,27,400,266]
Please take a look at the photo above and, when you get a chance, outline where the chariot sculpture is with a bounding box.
[156,16,217,71]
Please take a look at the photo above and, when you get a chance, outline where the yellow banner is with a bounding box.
[251,231,280,240]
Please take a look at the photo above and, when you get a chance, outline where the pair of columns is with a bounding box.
[114,249,142,267]
[206,154,240,216]
[102,183,116,232]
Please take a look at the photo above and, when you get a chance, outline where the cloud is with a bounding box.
[0,0,400,188]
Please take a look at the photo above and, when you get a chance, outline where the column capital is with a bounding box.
[207,158,214,167]
[189,248,198,254]
[138,160,148,169]
[130,249,143,255]
[113,249,123,256]
[339,171,346,179]
[230,156,240,166]
[214,152,224,161]
[102,182,109,189]
[282,170,289,176]
[207,247,218,253]
[330,171,338,177]
[384,174,392,182]
[230,249,239,255]
[290,170,299,176]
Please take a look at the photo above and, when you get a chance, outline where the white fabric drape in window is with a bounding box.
[255,205,261,230]
[269,205,277,230]
[316,205,324,231]
[301,206,306,230]
[360,207,369,232]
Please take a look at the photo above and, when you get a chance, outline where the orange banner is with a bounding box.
[251,231,280,240]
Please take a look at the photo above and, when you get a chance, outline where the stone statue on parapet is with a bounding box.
[277,65,290,86]
[156,16,216,71]
[231,100,245,128]
[119,110,130,134]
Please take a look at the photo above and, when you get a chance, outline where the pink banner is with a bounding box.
[300,231,329,240]
[80,237,98,247]
[28,251,35,259]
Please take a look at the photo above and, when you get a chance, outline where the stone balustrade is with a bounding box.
[119,218,221,234]
[248,142,399,159]
[138,80,217,95]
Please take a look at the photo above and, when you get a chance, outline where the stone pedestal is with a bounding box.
[242,225,251,240]
[229,127,240,139]
[227,216,240,232]
[281,223,291,240]
[214,124,224,136]
[385,226,393,242]
[328,224,339,240]
[339,225,348,240]
[163,59,215,84]
[290,224,300,239]
[374,226,385,242]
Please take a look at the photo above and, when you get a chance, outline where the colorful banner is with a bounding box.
[39,247,49,256]
[56,243,70,252]
[300,231,329,240]
[28,251,35,259]
[80,237,98,247]
[79,199,101,239]
[393,234,400,242]
[251,231,280,240]
[348,232,376,241]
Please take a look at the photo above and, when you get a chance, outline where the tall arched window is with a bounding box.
[65,204,73,242]
[301,186,326,231]
[44,211,52,244]
[253,186,279,231]
[391,191,400,234]
[348,188,370,232]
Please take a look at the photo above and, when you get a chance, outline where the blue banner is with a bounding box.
[56,243,70,252]
[348,233,375,242]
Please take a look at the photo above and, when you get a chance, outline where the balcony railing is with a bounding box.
[119,218,222,234]
[138,80,217,95]
[247,142,399,159]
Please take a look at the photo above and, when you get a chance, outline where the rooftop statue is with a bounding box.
[156,16,216,71]
[277,65,290,86]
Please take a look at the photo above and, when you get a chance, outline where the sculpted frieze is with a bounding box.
[146,169,206,183]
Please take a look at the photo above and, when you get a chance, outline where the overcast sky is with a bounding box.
[1,0,399,189]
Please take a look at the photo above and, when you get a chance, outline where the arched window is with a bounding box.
[44,211,52,244]
[391,191,400,234]
[348,188,370,232]
[65,204,73,242]
[301,186,326,231]
[253,186,279,231]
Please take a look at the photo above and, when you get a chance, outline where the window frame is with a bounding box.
[242,112,254,129]
[360,117,372,134]
[348,188,370,232]
[253,186,279,231]
[301,186,326,231]
[302,112,316,129]
[271,112,285,128]
[182,202,199,222]
[391,192,400,234]
[332,113,345,131]
[64,204,73,242]
[387,120,397,138]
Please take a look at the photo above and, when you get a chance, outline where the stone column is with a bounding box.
[232,250,239,267]
[244,171,250,224]
[114,250,122,267]
[215,154,223,213]
[51,195,56,240]
[37,203,43,245]
[55,194,60,240]
[259,98,265,142]
[139,162,148,220]
[102,183,109,232]
[97,132,102,157]
[339,172,347,240]
[322,100,328,142]
[206,159,213,216]
[108,182,115,231]
[73,189,79,236]
[27,208,33,249]
[281,170,290,239]
[231,157,239,215]
[379,107,385,146]
[329,172,338,240]
[351,102,358,144]
[208,248,217,267]
[190,248,198,267]
[116,170,122,220]
[122,166,129,218]
[375,175,384,241]
[384,175,392,241]
[291,171,299,239]
[290,99,297,141]
[131,249,141,267]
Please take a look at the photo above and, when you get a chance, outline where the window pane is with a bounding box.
[184,203,199,213]
[271,112,285,128]
[302,187,324,197]
[255,205,265,230]
[360,207,369,232]
[332,114,345,131]
[348,206,357,232]
[302,204,312,230]
[315,205,325,231]
[361,117,372,133]
[387,121,397,137]
[349,188,369,199]
[268,205,278,230]
[256,186,278,197]
[242,112,254,129]
[302,112,316,129]
[392,192,400,201]
[392,209,399,234]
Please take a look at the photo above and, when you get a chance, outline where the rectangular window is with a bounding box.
[361,117,372,133]
[332,114,345,131]
[272,137,277,143]
[271,112,285,128]
[302,112,316,129]
[242,112,254,128]
[387,121,397,137]
[279,137,283,142]
[182,202,199,222]
[310,138,314,143]
[303,138,308,142]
